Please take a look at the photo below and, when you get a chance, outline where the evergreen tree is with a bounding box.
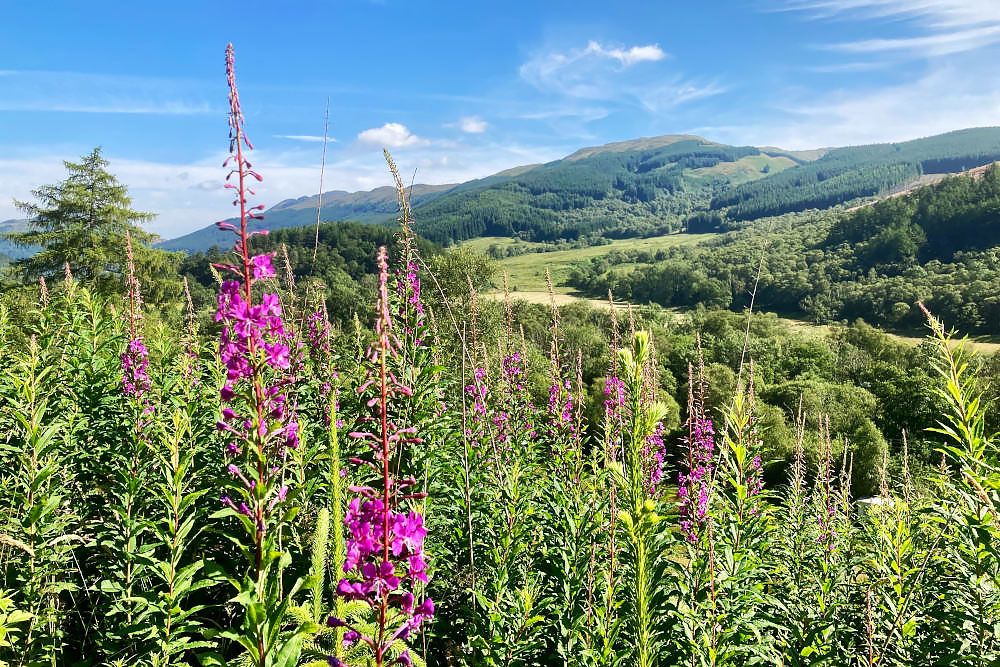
[6,148,172,294]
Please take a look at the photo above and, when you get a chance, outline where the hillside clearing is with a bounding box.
[465,232,712,292]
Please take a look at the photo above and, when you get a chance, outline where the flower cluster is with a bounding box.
[465,367,488,419]
[396,259,424,325]
[643,422,666,496]
[306,309,332,359]
[548,378,575,430]
[678,417,715,542]
[121,338,151,398]
[329,490,434,661]
[603,375,625,416]
[121,232,152,407]
[329,247,433,666]
[214,44,298,532]
[502,352,525,391]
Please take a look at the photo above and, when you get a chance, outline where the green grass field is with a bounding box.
[465,233,712,293]
[686,154,798,186]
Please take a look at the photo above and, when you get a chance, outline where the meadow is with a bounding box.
[1,44,1000,667]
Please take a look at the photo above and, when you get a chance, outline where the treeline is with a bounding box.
[569,166,1000,333]
[710,127,1000,221]
[179,221,440,321]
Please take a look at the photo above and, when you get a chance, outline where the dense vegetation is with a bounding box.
[569,165,1000,334]
[710,127,1000,221]
[3,44,1000,667]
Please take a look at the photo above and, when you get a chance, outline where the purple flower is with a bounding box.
[251,253,276,280]
[121,338,151,399]
[679,417,715,542]
[329,246,433,665]
[643,422,666,496]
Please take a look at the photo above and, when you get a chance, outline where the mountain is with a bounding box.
[159,183,456,253]
[151,126,1000,253]
[410,136,804,244]
[710,127,1000,222]
[0,219,36,265]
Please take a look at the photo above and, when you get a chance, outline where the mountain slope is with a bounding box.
[150,126,1000,253]
[410,136,799,244]
[159,183,455,252]
[711,127,1000,221]
[0,219,37,264]
[568,163,1000,334]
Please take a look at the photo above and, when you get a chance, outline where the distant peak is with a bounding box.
[565,134,711,161]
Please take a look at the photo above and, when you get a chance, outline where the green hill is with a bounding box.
[410,136,797,244]
[156,127,1000,254]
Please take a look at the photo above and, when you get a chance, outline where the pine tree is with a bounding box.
[7,147,163,291]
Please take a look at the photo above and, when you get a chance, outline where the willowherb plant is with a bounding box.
[614,331,668,667]
[327,246,433,667]
[121,232,151,405]
[206,43,310,667]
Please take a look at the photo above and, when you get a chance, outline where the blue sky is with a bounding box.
[2,0,1000,238]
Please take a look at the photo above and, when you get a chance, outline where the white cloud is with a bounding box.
[583,41,667,66]
[458,116,488,133]
[273,134,338,143]
[356,122,430,147]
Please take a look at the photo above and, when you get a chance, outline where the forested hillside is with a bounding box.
[710,127,1000,221]
[569,164,1000,333]
[141,127,1000,255]
[410,137,792,244]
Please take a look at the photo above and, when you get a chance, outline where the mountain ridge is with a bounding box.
[152,127,1000,252]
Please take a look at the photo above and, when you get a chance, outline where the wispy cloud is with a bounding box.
[801,61,891,73]
[719,59,1000,149]
[519,40,721,114]
[456,116,488,133]
[0,70,215,115]
[781,0,1000,57]
[831,23,1000,56]
[356,122,430,147]
[273,134,338,143]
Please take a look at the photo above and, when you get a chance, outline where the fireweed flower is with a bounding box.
[329,247,433,666]
[121,232,152,410]
[643,422,667,496]
[214,42,299,547]
[678,416,715,542]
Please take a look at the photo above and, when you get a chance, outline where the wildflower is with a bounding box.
[328,247,432,666]
[643,422,666,496]
[679,416,715,542]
